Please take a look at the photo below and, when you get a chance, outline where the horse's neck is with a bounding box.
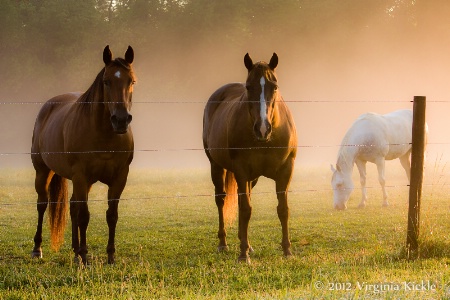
[77,68,105,102]
[74,71,111,131]
[270,95,284,128]
[78,69,106,105]
[336,145,357,173]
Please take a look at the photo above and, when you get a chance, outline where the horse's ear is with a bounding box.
[244,53,253,71]
[269,53,278,70]
[103,45,112,65]
[330,164,336,173]
[125,45,134,64]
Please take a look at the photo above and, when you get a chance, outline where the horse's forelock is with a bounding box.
[248,62,277,84]
[113,58,131,70]
[246,74,277,90]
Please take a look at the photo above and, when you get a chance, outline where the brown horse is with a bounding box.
[31,45,136,264]
[203,53,297,263]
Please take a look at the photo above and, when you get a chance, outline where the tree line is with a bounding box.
[0,0,446,101]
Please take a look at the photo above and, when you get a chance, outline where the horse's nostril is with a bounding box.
[111,114,131,126]
[253,122,259,134]
[266,123,272,132]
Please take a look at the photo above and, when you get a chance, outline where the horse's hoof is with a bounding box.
[31,250,43,259]
[74,255,81,264]
[74,255,88,266]
[249,246,254,253]
[358,203,366,209]
[382,202,389,207]
[217,245,229,252]
[107,254,115,265]
[237,255,251,264]
[283,249,293,257]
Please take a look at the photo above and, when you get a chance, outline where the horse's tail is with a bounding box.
[223,170,238,227]
[48,174,68,252]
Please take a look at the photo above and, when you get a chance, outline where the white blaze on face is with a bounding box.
[115,70,121,78]
[259,76,268,137]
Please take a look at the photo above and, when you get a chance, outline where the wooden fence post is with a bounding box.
[406,96,426,258]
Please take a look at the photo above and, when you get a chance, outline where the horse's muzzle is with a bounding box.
[253,120,272,142]
[111,113,132,134]
[334,203,347,210]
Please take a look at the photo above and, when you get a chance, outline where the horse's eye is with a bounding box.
[103,80,110,86]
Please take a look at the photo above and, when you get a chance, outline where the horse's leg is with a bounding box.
[69,193,79,261]
[236,179,252,263]
[375,158,388,206]
[106,169,129,264]
[247,178,258,253]
[210,163,228,251]
[275,159,294,257]
[355,159,368,208]
[70,184,92,264]
[399,152,411,182]
[71,175,90,264]
[32,167,52,258]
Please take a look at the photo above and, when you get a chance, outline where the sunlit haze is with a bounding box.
[1,1,449,170]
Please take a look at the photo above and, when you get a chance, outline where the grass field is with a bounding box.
[0,165,450,299]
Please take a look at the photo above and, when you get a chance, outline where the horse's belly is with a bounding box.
[385,145,410,160]
[206,142,233,169]
[209,145,291,179]
[90,158,131,184]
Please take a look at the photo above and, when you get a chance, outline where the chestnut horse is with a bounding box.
[31,45,136,264]
[203,53,297,263]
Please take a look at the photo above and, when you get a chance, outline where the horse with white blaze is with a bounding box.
[330,109,426,210]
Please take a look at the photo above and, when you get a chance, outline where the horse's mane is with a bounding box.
[76,58,132,107]
[76,68,105,107]
[336,128,358,170]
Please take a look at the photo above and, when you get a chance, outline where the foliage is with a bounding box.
[0,0,439,101]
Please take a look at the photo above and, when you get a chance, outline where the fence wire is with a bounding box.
[0,183,414,207]
[0,98,445,209]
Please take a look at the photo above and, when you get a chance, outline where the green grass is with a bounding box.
[0,166,450,299]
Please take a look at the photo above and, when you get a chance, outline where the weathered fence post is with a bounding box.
[406,96,426,258]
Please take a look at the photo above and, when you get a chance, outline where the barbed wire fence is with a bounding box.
[0,98,448,209]
[1,96,449,258]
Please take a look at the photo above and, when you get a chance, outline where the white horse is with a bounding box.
[331,109,416,210]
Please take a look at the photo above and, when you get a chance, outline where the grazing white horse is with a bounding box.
[331,109,416,210]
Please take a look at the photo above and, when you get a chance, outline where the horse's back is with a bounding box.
[348,109,412,160]
[33,93,81,138]
[34,93,80,124]
[383,109,413,159]
[368,109,412,143]
[383,109,412,132]
[31,93,81,168]
[352,110,411,137]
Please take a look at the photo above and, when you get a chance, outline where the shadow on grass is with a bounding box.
[395,239,450,261]
[418,239,450,259]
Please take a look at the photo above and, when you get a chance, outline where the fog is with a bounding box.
[2,1,450,172]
